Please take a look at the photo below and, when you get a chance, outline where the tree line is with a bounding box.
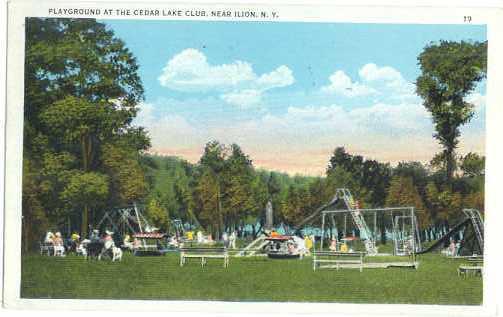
[143,144,484,240]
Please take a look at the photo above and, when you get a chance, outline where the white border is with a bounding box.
[3,0,503,316]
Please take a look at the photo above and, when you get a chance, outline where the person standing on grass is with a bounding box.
[449,240,456,257]
[455,240,461,256]
[305,235,313,252]
[229,230,237,249]
[222,231,229,248]
[197,230,203,243]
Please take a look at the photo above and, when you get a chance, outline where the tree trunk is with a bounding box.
[81,205,89,238]
[445,140,456,182]
[80,133,92,238]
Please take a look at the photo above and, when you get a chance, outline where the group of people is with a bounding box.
[329,238,350,252]
[183,230,237,248]
[42,229,123,260]
[123,233,142,251]
[221,231,237,249]
[447,239,461,257]
[43,231,66,256]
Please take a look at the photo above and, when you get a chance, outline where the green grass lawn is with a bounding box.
[21,252,482,305]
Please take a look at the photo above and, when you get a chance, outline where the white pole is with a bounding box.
[320,213,326,251]
[134,202,143,233]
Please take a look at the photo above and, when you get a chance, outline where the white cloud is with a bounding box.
[221,89,262,109]
[256,65,294,90]
[134,102,203,149]
[158,49,294,108]
[135,91,485,175]
[467,92,486,112]
[321,63,417,102]
[158,49,256,92]
[321,71,376,97]
[359,63,403,82]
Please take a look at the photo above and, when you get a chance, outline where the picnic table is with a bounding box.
[179,247,230,268]
[313,251,366,272]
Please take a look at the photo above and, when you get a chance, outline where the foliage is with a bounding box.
[22,21,486,249]
[460,152,485,177]
[385,176,426,228]
[23,18,148,242]
[60,172,109,208]
[145,198,170,231]
[416,40,487,181]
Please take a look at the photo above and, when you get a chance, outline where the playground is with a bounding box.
[24,188,484,305]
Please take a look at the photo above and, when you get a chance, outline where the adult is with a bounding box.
[44,231,54,244]
[196,230,203,243]
[293,235,308,257]
[90,229,100,243]
[222,232,229,248]
[99,230,116,260]
[53,232,65,256]
[229,231,237,249]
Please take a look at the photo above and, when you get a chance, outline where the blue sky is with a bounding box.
[104,20,487,175]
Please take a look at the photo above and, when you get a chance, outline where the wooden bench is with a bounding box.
[458,257,483,277]
[180,248,229,268]
[313,251,366,272]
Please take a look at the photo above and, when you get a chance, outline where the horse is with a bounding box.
[86,240,104,260]
[98,239,123,261]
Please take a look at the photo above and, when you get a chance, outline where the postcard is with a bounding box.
[3,0,503,316]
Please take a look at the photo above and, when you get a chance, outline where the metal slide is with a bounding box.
[463,209,484,251]
[336,188,378,255]
[417,209,484,255]
[237,234,269,256]
[416,218,471,254]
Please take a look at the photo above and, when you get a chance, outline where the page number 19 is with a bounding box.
[464,16,472,23]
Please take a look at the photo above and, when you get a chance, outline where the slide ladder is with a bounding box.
[237,234,269,257]
[336,188,378,255]
[463,209,484,251]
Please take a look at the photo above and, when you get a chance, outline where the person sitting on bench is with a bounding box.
[123,234,133,250]
[53,232,65,256]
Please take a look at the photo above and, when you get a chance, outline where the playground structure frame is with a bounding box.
[319,206,420,260]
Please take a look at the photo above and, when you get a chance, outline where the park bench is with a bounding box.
[458,256,483,277]
[179,247,229,268]
[313,251,366,272]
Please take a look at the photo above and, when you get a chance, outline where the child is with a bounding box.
[449,240,456,257]
[329,238,337,252]
[340,242,348,253]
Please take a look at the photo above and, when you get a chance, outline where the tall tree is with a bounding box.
[416,40,487,182]
[24,18,148,239]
